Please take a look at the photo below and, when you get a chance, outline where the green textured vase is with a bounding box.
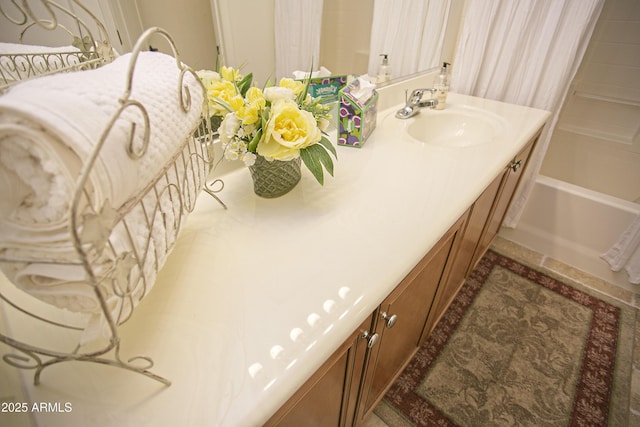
[248,155,301,198]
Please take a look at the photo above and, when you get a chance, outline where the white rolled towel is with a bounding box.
[0,51,204,343]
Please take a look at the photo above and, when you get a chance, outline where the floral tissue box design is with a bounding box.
[338,81,378,148]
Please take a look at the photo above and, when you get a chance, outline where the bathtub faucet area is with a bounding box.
[395,88,438,119]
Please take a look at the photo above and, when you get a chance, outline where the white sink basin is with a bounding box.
[404,106,506,147]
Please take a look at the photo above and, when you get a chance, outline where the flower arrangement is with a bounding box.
[197,67,337,185]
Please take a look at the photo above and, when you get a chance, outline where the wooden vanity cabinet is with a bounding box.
[266,313,375,427]
[425,133,540,333]
[473,136,537,265]
[429,176,503,328]
[354,214,466,423]
[269,132,541,427]
[267,216,466,427]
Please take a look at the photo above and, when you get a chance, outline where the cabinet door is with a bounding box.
[356,222,461,422]
[266,314,374,427]
[437,173,504,317]
[475,137,537,262]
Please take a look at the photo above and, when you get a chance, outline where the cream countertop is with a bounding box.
[0,92,550,427]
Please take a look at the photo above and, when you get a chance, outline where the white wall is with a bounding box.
[99,0,144,54]
[540,0,640,203]
[0,0,218,71]
[135,0,218,70]
[0,0,114,47]
[320,0,373,76]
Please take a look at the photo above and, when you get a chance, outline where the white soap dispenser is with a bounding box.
[377,54,391,84]
[433,62,450,110]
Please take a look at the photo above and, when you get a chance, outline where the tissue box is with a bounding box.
[338,81,379,148]
[305,75,348,103]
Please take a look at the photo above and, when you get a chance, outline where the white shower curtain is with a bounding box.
[601,215,640,284]
[449,0,604,227]
[367,0,451,79]
[274,0,324,80]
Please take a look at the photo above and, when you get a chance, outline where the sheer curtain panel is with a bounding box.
[274,0,324,80]
[367,0,451,79]
[449,0,605,227]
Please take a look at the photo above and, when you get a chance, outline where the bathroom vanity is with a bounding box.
[0,93,549,427]
[266,116,541,426]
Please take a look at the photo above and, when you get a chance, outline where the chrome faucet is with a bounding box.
[395,88,438,119]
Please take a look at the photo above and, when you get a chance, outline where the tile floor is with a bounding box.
[363,235,640,427]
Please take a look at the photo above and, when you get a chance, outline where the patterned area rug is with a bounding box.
[374,250,634,427]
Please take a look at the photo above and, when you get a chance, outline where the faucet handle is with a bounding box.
[409,88,436,103]
[397,88,438,119]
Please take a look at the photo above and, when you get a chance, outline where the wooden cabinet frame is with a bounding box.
[265,314,374,427]
[355,214,467,423]
[268,132,541,426]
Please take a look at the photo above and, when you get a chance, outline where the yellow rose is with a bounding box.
[221,66,242,82]
[278,78,304,96]
[237,104,260,125]
[206,80,241,115]
[236,87,265,125]
[228,95,244,111]
[257,99,321,161]
[245,86,265,105]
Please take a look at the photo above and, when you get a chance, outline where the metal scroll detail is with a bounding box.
[0,0,114,91]
[0,4,224,386]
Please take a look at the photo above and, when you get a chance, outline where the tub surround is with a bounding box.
[0,92,549,426]
[500,175,640,291]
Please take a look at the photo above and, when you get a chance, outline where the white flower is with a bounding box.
[224,145,240,161]
[242,151,256,166]
[197,69,221,82]
[218,113,241,144]
[263,86,296,103]
[237,123,256,139]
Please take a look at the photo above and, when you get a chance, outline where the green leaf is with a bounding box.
[214,46,221,72]
[237,72,253,97]
[248,128,262,153]
[212,96,233,113]
[297,60,313,105]
[261,106,270,130]
[300,146,323,185]
[318,135,337,159]
[314,144,334,177]
[300,143,335,185]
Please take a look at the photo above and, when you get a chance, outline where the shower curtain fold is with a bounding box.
[367,0,450,79]
[601,214,640,285]
[274,0,323,80]
[448,0,605,228]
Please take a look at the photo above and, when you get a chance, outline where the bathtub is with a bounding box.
[499,175,640,291]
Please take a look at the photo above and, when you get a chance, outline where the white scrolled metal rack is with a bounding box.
[0,0,225,386]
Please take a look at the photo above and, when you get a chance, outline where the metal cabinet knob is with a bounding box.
[381,311,398,329]
[361,331,379,349]
[510,159,523,172]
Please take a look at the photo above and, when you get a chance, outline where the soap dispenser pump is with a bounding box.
[433,62,450,110]
[377,54,391,84]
